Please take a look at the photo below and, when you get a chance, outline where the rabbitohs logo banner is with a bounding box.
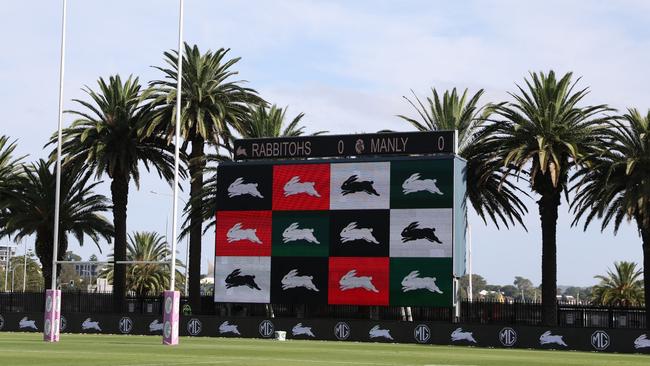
[214,256,271,303]
[329,162,390,210]
[271,211,330,257]
[270,257,329,304]
[329,210,390,258]
[390,159,453,209]
[216,165,273,211]
[272,164,330,210]
[328,257,389,306]
[216,211,272,257]
[389,208,453,258]
[389,258,453,306]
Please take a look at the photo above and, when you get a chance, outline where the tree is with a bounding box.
[58,251,83,291]
[501,285,519,298]
[56,75,177,310]
[571,109,649,325]
[514,276,534,301]
[0,160,113,288]
[100,231,185,297]
[238,104,326,139]
[563,286,592,303]
[64,251,81,262]
[186,103,320,237]
[0,251,43,292]
[147,43,262,309]
[592,261,644,306]
[489,71,612,325]
[458,273,487,299]
[0,135,24,224]
[399,88,528,229]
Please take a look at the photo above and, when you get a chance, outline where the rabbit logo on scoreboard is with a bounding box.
[214,156,466,307]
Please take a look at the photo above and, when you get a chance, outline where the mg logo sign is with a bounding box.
[46,296,53,312]
[164,321,172,338]
[334,322,350,340]
[259,320,275,338]
[187,318,202,336]
[119,317,133,334]
[499,327,517,347]
[413,324,431,344]
[44,319,51,336]
[60,316,67,332]
[591,330,610,351]
[164,297,173,315]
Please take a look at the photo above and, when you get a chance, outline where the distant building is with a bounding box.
[74,263,98,279]
[0,244,16,265]
[95,278,112,293]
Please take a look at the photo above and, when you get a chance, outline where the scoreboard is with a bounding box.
[214,156,466,307]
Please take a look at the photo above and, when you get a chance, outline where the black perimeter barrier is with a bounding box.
[0,292,645,328]
[1,312,649,354]
[1,293,648,354]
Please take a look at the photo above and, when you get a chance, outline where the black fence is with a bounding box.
[0,291,645,329]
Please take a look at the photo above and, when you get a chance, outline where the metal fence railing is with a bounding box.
[0,292,645,329]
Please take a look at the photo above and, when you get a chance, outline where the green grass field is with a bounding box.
[0,333,648,366]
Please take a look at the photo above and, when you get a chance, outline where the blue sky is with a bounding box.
[1,0,649,287]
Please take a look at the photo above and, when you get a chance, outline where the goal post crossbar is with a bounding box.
[54,260,172,265]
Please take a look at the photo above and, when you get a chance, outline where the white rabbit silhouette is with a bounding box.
[340,222,379,244]
[283,176,321,197]
[402,173,443,195]
[339,270,378,292]
[227,223,262,244]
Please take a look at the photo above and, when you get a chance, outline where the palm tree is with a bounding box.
[488,71,612,325]
[100,231,185,297]
[185,103,322,236]
[0,160,113,288]
[592,261,644,307]
[0,136,24,217]
[146,43,263,308]
[399,88,528,229]
[572,109,649,323]
[0,135,23,184]
[238,104,326,138]
[54,75,177,310]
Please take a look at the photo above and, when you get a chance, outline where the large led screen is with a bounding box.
[214,157,463,307]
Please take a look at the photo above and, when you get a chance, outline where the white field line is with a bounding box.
[2,350,477,366]
[213,356,478,366]
[113,362,229,366]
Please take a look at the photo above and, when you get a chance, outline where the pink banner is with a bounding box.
[43,289,61,342]
[162,290,180,345]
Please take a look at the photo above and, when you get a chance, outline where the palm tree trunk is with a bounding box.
[188,135,205,311]
[639,220,650,330]
[538,186,561,326]
[111,172,129,312]
[37,233,67,290]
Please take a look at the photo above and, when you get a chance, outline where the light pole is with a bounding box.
[4,244,16,292]
[4,245,9,292]
[150,190,190,296]
[23,241,28,292]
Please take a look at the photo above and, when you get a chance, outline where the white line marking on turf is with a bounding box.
[219,356,468,366]
[113,362,229,366]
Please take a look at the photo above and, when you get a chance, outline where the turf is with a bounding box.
[0,333,648,366]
